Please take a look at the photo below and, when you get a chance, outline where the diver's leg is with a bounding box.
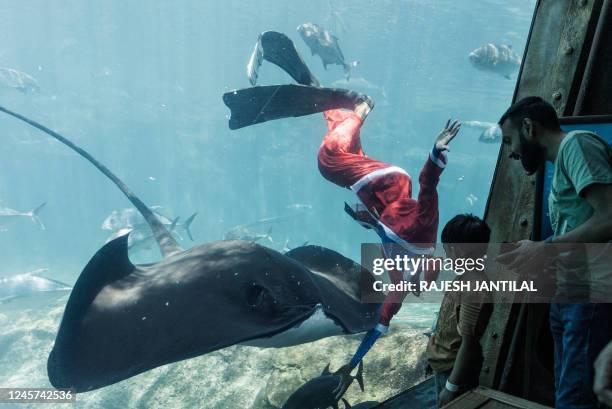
[248,31,320,87]
[317,98,382,189]
[353,97,374,121]
[224,86,373,130]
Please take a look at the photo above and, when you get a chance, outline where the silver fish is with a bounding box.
[461,120,502,143]
[285,203,313,210]
[223,215,293,243]
[0,203,46,230]
[297,22,358,80]
[0,67,40,93]
[468,44,521,79]
[466,194,478,207]
[224,225,274,243]
[102,207,197,241]
[0,268,71,304]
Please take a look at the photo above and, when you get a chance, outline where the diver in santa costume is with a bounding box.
[319,99,460,374]
[224,30,461,381]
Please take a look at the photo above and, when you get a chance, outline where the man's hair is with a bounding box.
[498,96,561,131]
[442,214,491,244]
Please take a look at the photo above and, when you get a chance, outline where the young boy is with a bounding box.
[427,214,493,407]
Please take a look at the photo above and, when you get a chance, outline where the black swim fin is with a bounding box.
[223,84,366,130]
[247,31,320,87]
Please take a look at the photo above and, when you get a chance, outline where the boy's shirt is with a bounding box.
[426,270,492,373]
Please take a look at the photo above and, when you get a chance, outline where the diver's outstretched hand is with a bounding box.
[435,119,461,152]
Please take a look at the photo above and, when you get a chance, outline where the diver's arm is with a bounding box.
[448,335,481,386]
[417,120,460,202]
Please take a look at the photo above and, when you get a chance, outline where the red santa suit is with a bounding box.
[317,109,446,329]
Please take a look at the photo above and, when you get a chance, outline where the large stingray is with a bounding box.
[0,105,382,392]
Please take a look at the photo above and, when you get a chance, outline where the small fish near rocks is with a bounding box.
[282,362,364,409]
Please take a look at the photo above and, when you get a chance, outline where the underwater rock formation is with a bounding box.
[0,298,428,408]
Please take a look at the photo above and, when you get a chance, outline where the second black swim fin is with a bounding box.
[223,84,366,130]
[247,31,320,87]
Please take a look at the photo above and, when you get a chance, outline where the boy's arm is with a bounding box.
[439,335,482,406]
[439,299,492,405]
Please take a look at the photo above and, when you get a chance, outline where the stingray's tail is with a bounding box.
[0,104,181,258]
[29,202,46,230]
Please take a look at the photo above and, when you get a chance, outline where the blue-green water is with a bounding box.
[0,1,535,407]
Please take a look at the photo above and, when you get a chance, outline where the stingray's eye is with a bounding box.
[246,284,267,307]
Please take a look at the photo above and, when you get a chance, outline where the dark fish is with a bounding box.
[468,44,521,79]
[282,362,364,409]
[297,23,358,80]
[341,399,379,409]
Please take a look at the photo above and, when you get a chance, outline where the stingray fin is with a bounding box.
[49,233,135,389]
[285,245,367,300]
[342,398,352,409]
[321,363,331,376]
[56,233,134,339]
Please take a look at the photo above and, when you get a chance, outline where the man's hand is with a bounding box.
[496,239,547,272]
[438,387,460,407]
[594,341,612,407]
[435,119,461,152]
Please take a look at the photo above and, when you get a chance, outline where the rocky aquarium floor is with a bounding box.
[0,297,432,409]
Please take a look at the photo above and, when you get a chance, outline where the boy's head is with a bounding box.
[441,214,491,259]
